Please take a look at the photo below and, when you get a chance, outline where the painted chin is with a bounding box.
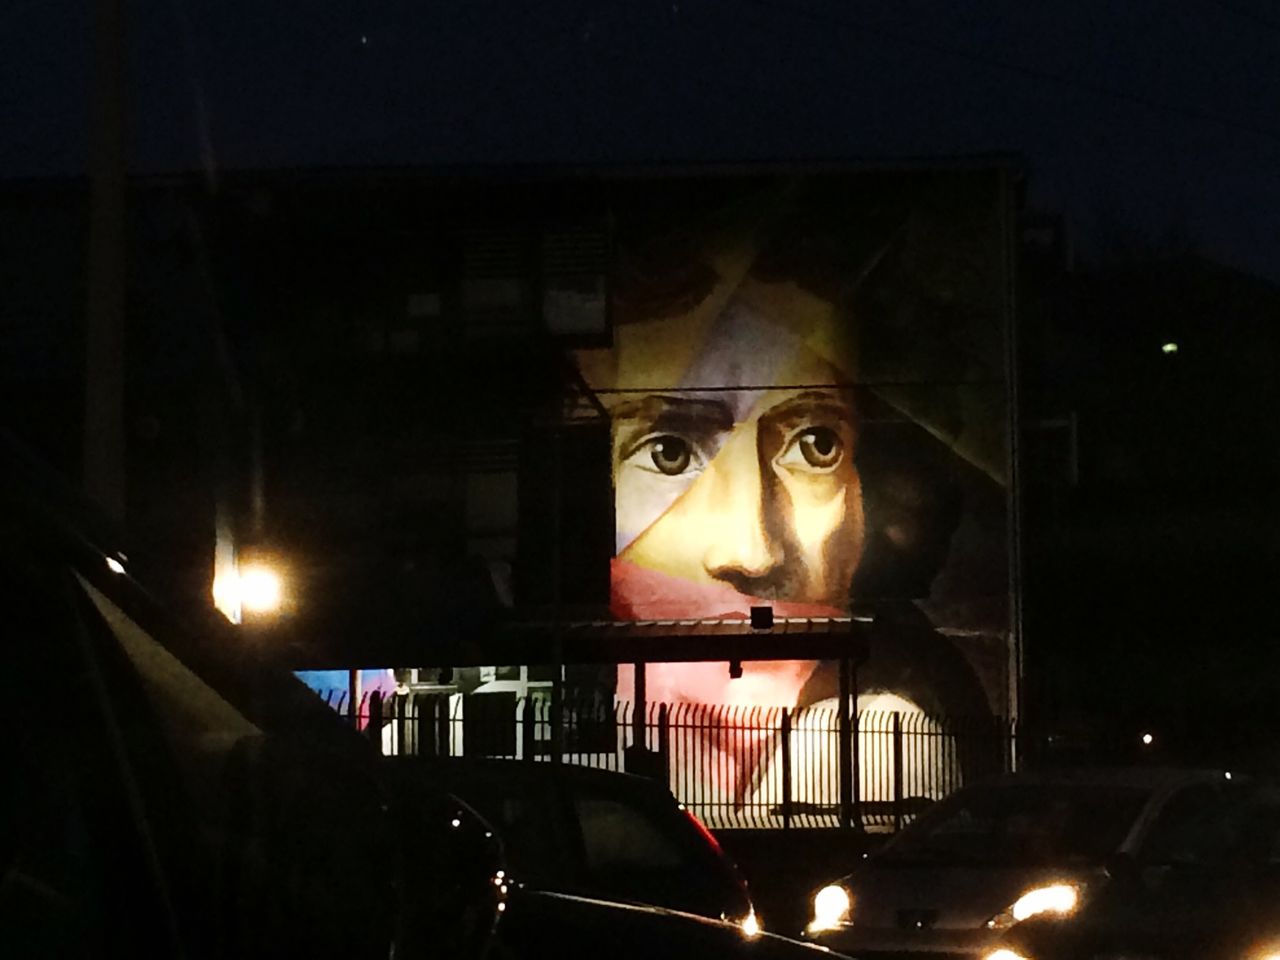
[640,660,817,708]
[612,559,846,707]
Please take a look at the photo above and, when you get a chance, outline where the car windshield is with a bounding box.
[879,783,1152,867]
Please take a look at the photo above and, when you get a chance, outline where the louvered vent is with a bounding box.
[542,221,610,337]
[462,226,529,331]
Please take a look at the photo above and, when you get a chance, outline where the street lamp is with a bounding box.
[239,562,283,614]
[213,553,288,624]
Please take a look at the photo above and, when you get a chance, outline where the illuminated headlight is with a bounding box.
[986,883,1082,930]
[807,884,853,934]
[984,950,1032,960]
[739,909,761,938]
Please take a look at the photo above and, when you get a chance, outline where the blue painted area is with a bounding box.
[295,668,397,704]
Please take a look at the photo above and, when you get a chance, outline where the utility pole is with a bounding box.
[84,0,128,521]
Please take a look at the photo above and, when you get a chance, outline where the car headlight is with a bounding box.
[986,883,1082,930]
[807,884,853,934]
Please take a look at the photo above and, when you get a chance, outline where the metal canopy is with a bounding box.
[434,616,871,667]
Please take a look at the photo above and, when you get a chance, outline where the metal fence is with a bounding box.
[322,689,1014,831]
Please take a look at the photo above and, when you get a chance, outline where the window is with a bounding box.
[885,784,1151,866]
[574,796,688,872]
[1139,785,1225,865]
[541,221,609,338]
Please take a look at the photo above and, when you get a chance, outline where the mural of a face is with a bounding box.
[582,249,865,708]
[614,379,861,609]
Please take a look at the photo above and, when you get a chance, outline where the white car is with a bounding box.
[802,767,1244,959]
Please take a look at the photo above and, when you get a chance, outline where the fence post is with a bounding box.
[892,711,904,832]
[851,706,861,829]
[367,691,384,754]
[657,703,670,785]
[393,692,406,757]
[522,697,536,763]
[436,695,450,757]
[838,658,853,830]
[410,694,427,757]
[780,707,792,830]
[632,664,647,751]
[550,675,563,767]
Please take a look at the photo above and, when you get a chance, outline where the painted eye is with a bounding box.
[648,435,693,475]
[779,427,843,471]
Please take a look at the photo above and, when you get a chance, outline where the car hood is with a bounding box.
[501,889,844,959]
[843,862,1095,930]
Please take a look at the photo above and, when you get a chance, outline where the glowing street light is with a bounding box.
[213,558,287,624]
[239,563,283,614]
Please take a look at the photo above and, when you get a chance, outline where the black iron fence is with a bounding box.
[322,689,1014,831]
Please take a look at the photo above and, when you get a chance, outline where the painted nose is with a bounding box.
[701,423,783,585]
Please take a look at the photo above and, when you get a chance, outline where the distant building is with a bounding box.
[4,162,1028,812]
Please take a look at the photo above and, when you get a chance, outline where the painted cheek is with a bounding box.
[618,468,721,583]
[615,468,692,554]
[773,466,860,597]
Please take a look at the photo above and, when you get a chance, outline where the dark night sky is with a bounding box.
[4,0,1279,280]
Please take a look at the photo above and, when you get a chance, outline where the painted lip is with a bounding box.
[610,558,845,621]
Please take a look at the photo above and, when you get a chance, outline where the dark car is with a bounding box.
[385,755,759,931]
[801,767,1247,959]
[1,444,407,959]
[496,888,843,960]
[992,782,1280,960]
[2,435,833,960]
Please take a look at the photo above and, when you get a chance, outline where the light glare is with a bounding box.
[239,564,283,614]
[985,951,1030,960]
[809,884,852,932]
[1161,341,1179,354]
[105,556,125,574]
[1011,883,1079,922]
[740,909,761,938]
[1141,732,1154,746]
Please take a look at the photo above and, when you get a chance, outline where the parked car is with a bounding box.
[1,441,404,960]
[384,754,760,931]
[3,434,833,960]
[991,782,1280,960]
[800,767,1247,958]
[496,888,844,960]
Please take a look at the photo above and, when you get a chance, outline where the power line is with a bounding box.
[738,0,1280,148]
